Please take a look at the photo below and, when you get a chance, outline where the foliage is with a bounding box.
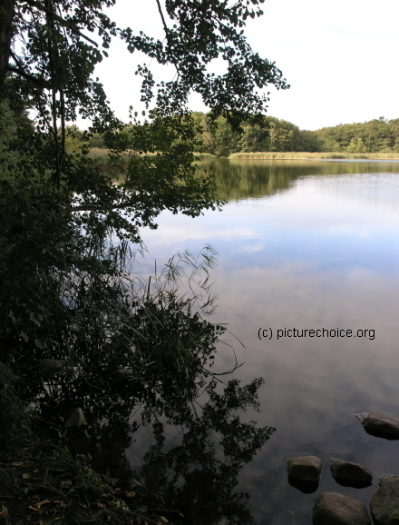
[192,113,323,155]
[0,0,285,520]
[0,0,290,389]
[315,116,399,153]
[188,113,399,156]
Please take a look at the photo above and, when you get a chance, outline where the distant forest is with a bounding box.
[68,114,399,156]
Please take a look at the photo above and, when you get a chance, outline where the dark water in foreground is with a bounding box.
[131,159,399,524]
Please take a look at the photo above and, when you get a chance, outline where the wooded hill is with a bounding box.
[68,114,399,157]
[193,114,399,155]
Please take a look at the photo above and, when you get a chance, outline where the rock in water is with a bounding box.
[354,412,369,423]
[370,474,399,525]
[313,492,371,525]
[357,411,399,439]
[287,456,322,481]
[330,458,373,488]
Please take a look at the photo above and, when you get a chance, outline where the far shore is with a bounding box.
[87,148,399,162]
[228,151,399,160]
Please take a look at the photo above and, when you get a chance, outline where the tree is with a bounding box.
[1,2,285,520]
[1,0,288,167]
[346,136,367,153]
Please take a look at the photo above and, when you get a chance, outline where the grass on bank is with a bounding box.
[229,151,399,160]
[88,148,399,162]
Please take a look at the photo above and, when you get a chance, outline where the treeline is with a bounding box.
[315,117,399,153]
[195,114,399,155]
[67,114,399,156]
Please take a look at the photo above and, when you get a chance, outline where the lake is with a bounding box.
[132,159,399,524]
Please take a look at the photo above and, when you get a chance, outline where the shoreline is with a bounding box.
[88,149,399,161]
[228,151,399,160]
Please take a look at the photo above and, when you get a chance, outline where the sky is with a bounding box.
[91,0,399,131]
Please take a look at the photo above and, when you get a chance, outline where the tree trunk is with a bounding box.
[0,0,15,95]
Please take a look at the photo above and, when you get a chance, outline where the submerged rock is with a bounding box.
[287,456,322,482]
[370,474,399,524]
[313,492,371,525]
[355,411,399,440]
[330,458,373,488]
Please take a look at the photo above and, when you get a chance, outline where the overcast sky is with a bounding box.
[92,0,399,131]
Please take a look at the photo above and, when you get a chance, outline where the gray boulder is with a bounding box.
[330,458,373,488]
[287,456,322,481]
[356,411,399,439]
[313,492,371,525]
[370,474,399,524]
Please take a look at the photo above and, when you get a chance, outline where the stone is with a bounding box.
[287,456,322,482]
[313,492,371,525]
[370,474,399,525]
[65,407,87,428]
[288,475,319,493]
[356,411,399,440]
[330,458,373,488]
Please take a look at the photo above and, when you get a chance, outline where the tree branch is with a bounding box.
[71,200,138,212]
[155,0,180,79]
[25,0,99,47]
[7,65,49,87]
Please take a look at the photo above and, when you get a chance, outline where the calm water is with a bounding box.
[133,159,399,524]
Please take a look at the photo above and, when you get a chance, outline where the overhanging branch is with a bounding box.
[25,0,99,47]
[7,65,49,87]
[155,0,180,79]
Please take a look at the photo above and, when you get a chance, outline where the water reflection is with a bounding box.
[198,158,399,202]
[139,159,399,524]
[128,378,274,524]
[62,374,274,524]
[34,259,274,523]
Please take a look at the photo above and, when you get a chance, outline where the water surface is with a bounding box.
[134,159,399,523]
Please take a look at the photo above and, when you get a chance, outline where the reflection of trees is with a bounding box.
[198,159,399,201]
[39,338,273,523]
[134,378,274,524]
[18,249,273,523]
